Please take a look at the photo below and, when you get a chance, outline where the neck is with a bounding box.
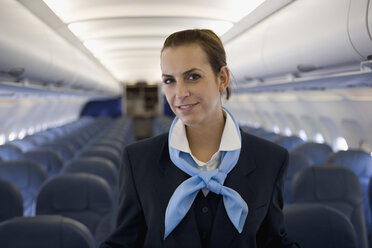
[186,109,225,163]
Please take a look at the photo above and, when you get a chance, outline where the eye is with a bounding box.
[162,77,174,85]
[188,73,201,81]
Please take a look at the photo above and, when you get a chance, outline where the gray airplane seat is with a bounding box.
[0,160,47,216]
[24,134,50,146]
[77,146,121,170]
[62,157,118,201]
[21,149,64,177]
[0,215,94,248]
[40,142,75,164]
[291,165,368,248]
[0,178,23,222]
[326,150,372,235]
[294,142,333,165]
[58,135,85,150]
[36,173,115,247]
[88,140,123,156]
[284,151,313,204]
[284,203,357,248]
[8,139,36,152]
[273,135,306,152]
[0,144,22,161]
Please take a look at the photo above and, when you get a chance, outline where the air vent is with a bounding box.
[297,64,321,73]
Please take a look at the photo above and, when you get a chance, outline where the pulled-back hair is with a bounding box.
[161,29,231,100]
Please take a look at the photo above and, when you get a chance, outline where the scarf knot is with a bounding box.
[198,170,226,194]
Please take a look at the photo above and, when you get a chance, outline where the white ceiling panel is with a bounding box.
[68,18,233,40]
[38,0,278,83]
[43,0,265,23]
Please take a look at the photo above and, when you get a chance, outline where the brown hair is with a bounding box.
[161,29,231,100]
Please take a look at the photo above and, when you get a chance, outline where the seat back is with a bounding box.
[78,146,121,170]
[9,139,35,152]
[284,203,357,248]
[36,174,115,246]
[21,149,63,177]
[326,150,372,234]
[0,179,23,222]
[62,157,118,201]
[294,142,333,165]
[0,215,94,248]
[291,165,368,248]
[273,135,305,151]
[0,144,22,161]
[41,142,75,164]
[0,160,47,216]
[284,151,313,204]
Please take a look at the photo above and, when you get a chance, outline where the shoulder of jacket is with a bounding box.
[241,130,288,158]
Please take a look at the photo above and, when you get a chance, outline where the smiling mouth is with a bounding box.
[176,103,198,110]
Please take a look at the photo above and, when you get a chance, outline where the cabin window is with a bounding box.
[27,127,35,135]
[314,133,325,143]
[298,129,308,141]
[273,125,280,134]
[8,132,17,141]
[253,122,260,128]
[284,127,292,136]
[360,141,372,155]
[334,137,348,151]
[18,129,26,139]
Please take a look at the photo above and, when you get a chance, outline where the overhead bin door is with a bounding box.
[226,0,372,81]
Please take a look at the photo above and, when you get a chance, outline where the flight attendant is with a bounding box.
[101,29,299,248]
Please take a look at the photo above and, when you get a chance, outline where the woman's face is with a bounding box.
[161,44,228,127]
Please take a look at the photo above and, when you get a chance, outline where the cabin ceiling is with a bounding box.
[17,0,292,84]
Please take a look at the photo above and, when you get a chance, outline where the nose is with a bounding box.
[175,80,190,98]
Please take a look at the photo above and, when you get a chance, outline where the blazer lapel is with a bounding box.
[156,135,202,248]
[209,133,257,247]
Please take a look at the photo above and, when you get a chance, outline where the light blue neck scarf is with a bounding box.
[164,107,248,239]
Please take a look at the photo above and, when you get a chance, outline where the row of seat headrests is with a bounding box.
[0,172,116,248]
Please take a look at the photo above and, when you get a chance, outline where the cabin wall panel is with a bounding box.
[227,89,372,150]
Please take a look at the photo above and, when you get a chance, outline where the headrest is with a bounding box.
[291,165,362,205]
[8,139,35,152]
[0,160,47,189]
[63,157,118,188]
[0,215,94,248]
[326,150,372,178]
[78,146,120,168]
[287,151,313,179]
[273,136,305,151]
[294,142,333,165]
[0,179,23,222]
[37,174,113,212]
[41,142,74,162]
[22,149,63,176]
[0,144,22,161]
[284,203,357,248]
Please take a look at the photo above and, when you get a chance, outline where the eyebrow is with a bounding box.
[162,68,200,78]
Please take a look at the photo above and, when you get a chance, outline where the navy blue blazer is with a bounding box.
[101,131,299,248]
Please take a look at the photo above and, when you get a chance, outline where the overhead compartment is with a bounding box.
[226,0,372,83]
[0,0,120,95]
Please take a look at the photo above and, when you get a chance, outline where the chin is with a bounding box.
[178,116,202,127]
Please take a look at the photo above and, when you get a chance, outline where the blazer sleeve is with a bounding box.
[256,149,301,248]
[100,147,147,248]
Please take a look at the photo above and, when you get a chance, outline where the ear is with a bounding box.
[218,66,230,93]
